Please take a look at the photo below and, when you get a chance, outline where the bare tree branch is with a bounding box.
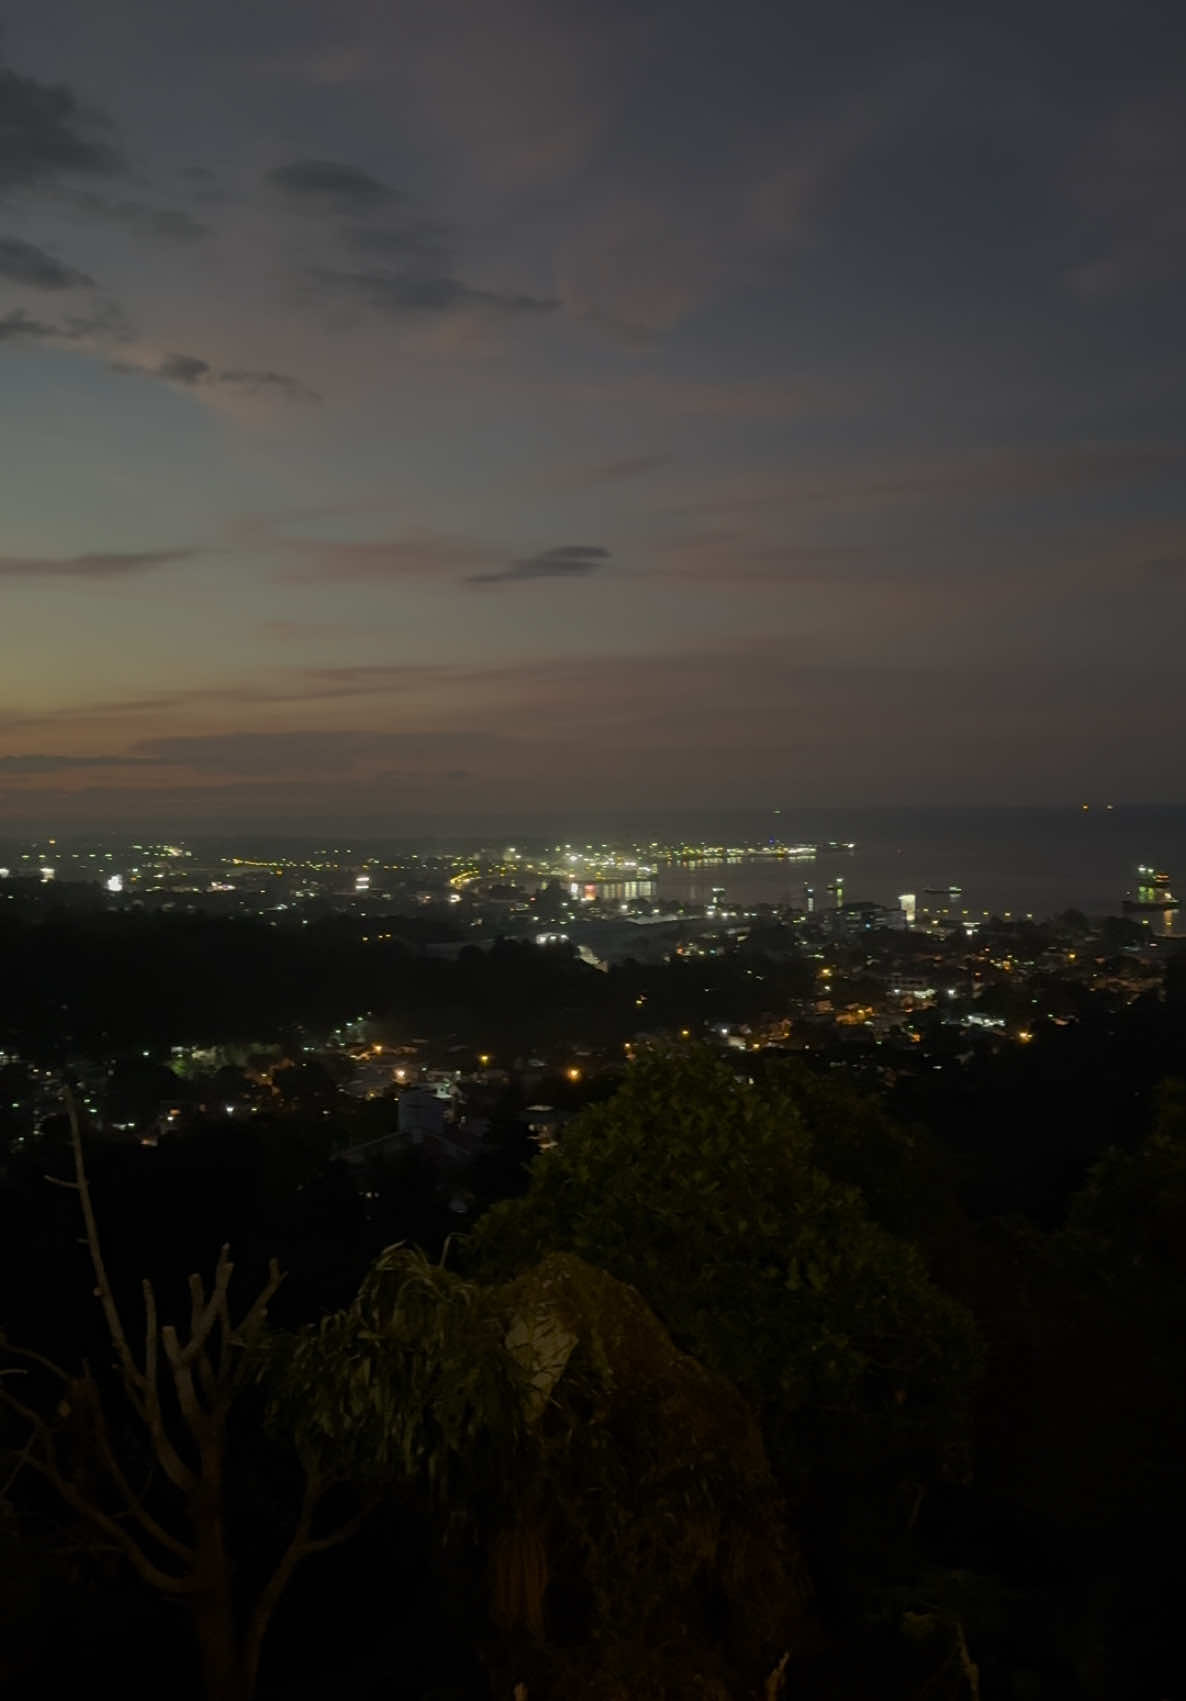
[242,1470,374,1696]
[180,1251,234,1369]
[137,1280,197,1494]
[0,1340,73,1384]
[1,1423,38,1499]
[0,1382,195,1596]
[75,1370,196,1563]
[189,1273,219,1405]
[161,1324,203,1449]
[63,1089,149,1401]
[4,1090,344,1701]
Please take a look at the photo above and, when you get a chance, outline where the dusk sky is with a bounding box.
[2,0,1185,827]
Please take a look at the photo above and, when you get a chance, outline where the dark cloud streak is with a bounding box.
[346,218,450,262]
[112,352,320,403]
[219,367,321,402]
[0,234,93,288]
[0,307,57,341]
[0,60,119,193]
[157,352,209,384]
[0,752,162,773]
[469,544,611,585]
[315,267,559,318]
[54,189,209,244]
[0,299,131,348]
[268,159,392,212]
[0,547,202,581]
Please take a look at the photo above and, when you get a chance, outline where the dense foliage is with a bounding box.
[3,1006,1185,1698]
[0,906,813,1060]
[470,1052,982,1592]
[264,1248,806,1700]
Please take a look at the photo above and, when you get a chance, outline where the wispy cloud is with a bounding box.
[0,58,120,194]
[314,267,559,319]
[111,351,320,402]
[0,235,93,289]
[267,155,450,263]
[283,145,562,328]
[276,530,495,582]
[0,547,202,581]
[218,367,321,402]
[468,544,611,585]
[51,188,208,244]
[267,158,393,214]
[0,308,58,341]
[0,752,161,773]
[0,298,130,348]
[345,218,450,263]
[1067,96,1186,298]
[405,0,648,191]
[128,728,492,777]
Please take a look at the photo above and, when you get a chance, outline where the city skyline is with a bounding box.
[2,0,1186,825]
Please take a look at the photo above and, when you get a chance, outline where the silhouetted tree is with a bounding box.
[0,1097,366,1701]
[470,1050,982,1578]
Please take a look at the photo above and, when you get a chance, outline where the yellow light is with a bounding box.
[1018,1030,1033,1043]
[478,1053,491,1067]
[566,1067,581,1082]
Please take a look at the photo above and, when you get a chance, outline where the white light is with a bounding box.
[106,874,124,893]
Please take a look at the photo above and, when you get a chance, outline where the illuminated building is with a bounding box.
[397,1085,448,1142]
[823,900,909,936]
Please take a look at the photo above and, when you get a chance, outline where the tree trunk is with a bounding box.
[193,1584,249,1701]
[192,1506,249,1701]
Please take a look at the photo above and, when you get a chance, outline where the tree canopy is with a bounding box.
[262,1244,809,1699]
[469,1050,982,1517]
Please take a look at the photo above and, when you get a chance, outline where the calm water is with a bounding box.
[649,806,1186,928]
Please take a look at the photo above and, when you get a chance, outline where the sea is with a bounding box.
[627,806,1186,929]
[10,805,1184,932]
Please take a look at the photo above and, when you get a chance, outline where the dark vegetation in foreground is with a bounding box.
[1,919,1184,1698]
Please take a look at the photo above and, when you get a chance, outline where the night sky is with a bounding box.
[2,0,1185,827]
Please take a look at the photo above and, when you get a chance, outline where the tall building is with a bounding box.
[397,1086,447,1142]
